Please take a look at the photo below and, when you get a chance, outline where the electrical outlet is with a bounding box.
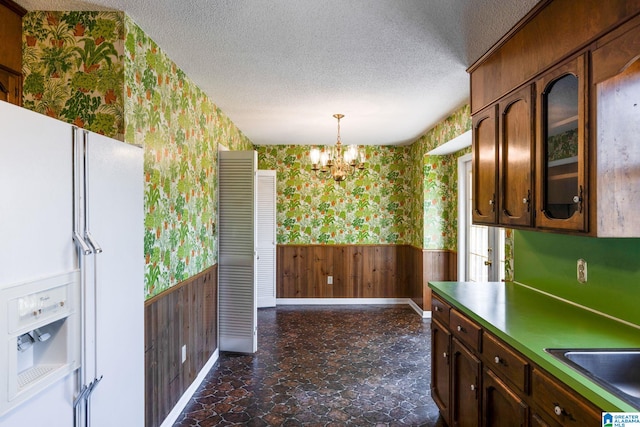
[577,259,587,284]
[181,345,187,363]
[327,275,333,285]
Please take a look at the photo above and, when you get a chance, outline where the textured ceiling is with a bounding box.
[15,0,540,145]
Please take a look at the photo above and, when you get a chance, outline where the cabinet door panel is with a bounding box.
[535,54,587,231]
[0,68,21,106]
[483,369,528,427]
[431,319,451,425]
[499,86,534,227]
[452,338,481,427]
[472,105,498,225]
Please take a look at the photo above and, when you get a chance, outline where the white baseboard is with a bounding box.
[160,349,219,427]
[408,298,432,318]
[276,297,410,305]
[275,297,432,319]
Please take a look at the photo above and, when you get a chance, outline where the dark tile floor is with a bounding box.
[174,305,446,426]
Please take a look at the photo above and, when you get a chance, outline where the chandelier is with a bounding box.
[309,114,365,182]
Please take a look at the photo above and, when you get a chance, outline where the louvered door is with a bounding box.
[218,151,257,353]
[256,170,276,308]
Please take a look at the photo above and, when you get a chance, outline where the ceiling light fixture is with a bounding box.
[310,114,365,182]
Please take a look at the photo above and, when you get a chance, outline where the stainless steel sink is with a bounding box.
[546,348,640,409]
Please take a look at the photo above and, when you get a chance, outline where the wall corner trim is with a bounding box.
[159,349,219,427]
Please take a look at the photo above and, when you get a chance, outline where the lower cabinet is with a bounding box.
[430,294,602,427]
[452,338,481,427]
[483,369,528,427]
[431,319,452,426]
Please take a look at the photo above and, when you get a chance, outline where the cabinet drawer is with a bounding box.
[531,368,601,427]
[482,333,529,393]
[450,309,482,352]
[431,294,451,326]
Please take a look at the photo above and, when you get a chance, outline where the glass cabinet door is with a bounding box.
[536,55,587,231]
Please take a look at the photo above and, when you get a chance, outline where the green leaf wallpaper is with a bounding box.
[123,15,253,297]
[423,150,469,250]
[22,11,125,139]
[257,145,412,245]
[408,105,472,250]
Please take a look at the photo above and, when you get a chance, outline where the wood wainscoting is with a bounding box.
[144,264,217,427]
[409,247,457,311]
[277,245,456,310]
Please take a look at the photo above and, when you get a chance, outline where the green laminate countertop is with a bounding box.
[429,281,640,412]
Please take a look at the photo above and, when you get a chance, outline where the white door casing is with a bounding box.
[458,153,505,282]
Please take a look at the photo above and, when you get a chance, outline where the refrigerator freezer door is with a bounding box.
[0,101,76,285]
[0,101,77,425]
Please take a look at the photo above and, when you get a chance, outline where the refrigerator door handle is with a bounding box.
[83,130,103,254]
[73,231,92,255]
[72,126,92,256]
[85,231,101,254]
[73,383,90,427]
[84,375,103,427]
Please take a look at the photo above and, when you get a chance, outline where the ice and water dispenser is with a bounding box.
[0,271,79,415]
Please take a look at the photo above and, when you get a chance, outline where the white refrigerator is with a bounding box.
[0,101,144,427]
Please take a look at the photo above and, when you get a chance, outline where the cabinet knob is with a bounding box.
[494,356,501,364]
[554,405,565,416]
[434,306,440,312]
[443,352,448,359]
[484,260,492,266]
[572,195,581,204]
[470,384,476,391]
[489,199,494,205]
[457,325,463,332]
[522,197,529,204]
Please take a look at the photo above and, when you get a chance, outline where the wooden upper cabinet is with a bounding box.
[470,0,640,236]
[469,0,640,114]
[0,0,26,106]
[535,54,587,232]
[499,85,535,227]
[592,15,640,237]
[472,105,498,225]
[0,0,26,71]
[471,85,534,229]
